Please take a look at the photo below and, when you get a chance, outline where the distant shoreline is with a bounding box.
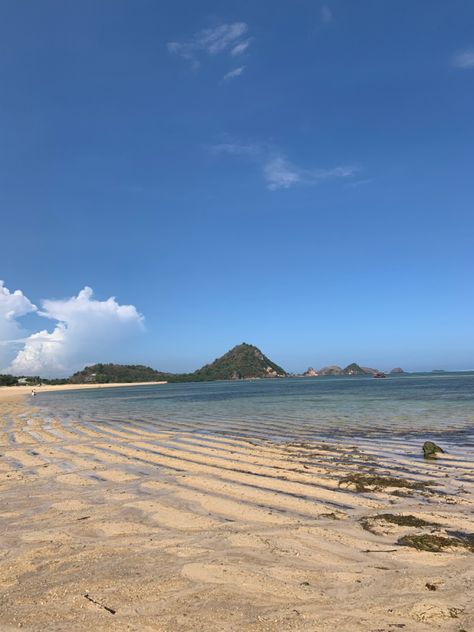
[0,381,167,402]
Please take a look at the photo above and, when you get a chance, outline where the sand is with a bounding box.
[0,384,473,631]
[0,381,167,401]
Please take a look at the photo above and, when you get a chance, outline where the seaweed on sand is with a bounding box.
[360,513,438,533]
[397,534,474,553]
[338,473,431,494]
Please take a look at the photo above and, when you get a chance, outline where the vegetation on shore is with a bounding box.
[0,374,69,387]
[2,343,287,386]
[71,343,287,384]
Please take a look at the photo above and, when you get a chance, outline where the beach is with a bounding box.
[0,383,473,631]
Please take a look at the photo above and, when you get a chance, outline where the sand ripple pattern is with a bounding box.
[0,398,473,631]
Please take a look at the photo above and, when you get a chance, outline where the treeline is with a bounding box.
[69,363,171,384]
[0,374,69,387]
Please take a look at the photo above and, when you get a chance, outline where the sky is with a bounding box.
[1,0,474,376]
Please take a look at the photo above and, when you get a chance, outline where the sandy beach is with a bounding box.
[0,384,473,631]
[0,382,168,401]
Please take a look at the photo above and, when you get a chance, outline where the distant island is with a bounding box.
[303,363,399,377]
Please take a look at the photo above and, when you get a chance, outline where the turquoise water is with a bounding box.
[33,373,474,444]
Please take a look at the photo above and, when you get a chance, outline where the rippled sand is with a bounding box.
[0,386,473,631]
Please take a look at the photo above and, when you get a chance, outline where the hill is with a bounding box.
[68,344,287,384]
[316,364,380,376]
[342,363,367,376]
[318,365,343,376]
[192,343,286,381]
[343,363,379,376]
[69,363,171,384]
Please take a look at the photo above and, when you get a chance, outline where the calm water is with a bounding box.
[33,373,474,445]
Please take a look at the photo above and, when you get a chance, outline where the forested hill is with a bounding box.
[192,343,287,381]
[69,364,172,384]
[68,344,287,384]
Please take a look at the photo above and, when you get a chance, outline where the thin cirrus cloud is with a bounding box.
[452,49,474,68]
[222,66,246,82]
[211,142,357,190]
[167,21,252,78]
[321,5,333,24]
[0,283,144,377]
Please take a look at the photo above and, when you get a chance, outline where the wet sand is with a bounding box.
[0,386,473,631]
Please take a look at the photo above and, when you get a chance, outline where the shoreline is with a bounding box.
[0,395,473,630]
[0,381,167,402]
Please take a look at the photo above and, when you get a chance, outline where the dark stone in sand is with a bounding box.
[423,441,445,459]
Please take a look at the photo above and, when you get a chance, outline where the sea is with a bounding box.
[33,373,474,446]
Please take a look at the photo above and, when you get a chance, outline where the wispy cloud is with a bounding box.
[231,39,252,56]
[211,142,357,190]
[452,48,474,68]
[321,5,333,24]
[264,158,355,190]
[167,22,252,69]
[222,66,246,81]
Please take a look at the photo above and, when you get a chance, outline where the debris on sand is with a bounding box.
[84,594,116,614]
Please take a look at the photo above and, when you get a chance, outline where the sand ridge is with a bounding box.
[0,392,473,631]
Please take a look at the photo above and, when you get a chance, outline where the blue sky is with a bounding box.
[1,0,474,375]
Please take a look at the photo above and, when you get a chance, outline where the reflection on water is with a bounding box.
[34,374,474,444]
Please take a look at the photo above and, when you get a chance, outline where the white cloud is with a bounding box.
[5,286,144,377]
[321,5,333,24]
[198,22,248,54]
[0,280,37,321]
[0,281,37,369]
[231,39,252,56]
[211,143,357,190]
[264,156,302,190]
[452,49,474,68]
[222,66,246,81]
[265,158,355,190]
[167,22,251,69]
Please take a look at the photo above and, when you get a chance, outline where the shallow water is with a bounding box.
[33,373,474,445]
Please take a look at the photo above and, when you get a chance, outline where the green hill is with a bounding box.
[343,363,368,376]
[68,344,287,384]
[69,363,171,384]
[192,343,286,381]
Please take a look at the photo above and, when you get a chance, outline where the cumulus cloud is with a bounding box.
[222,65,246,81]
[167,21,252,70]
[0,281,37,368]
[0,280,37,322]
[3,286,144,377]
[452,49,474,68]
[211,142,357,190]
